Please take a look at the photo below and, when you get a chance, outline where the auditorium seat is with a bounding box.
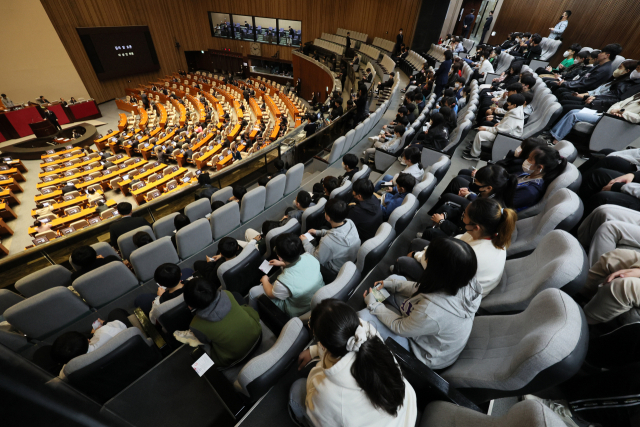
[264,174,286,208]
[184,198,212,222]
[330,180,353,202]
[68,242,120,271]
[118,225,156,260]
[355,223,395,275]
[553,140,578,163]
[301,197,326,233]
[210,186,233,204]
[15,265,72,297]
[412,172,438,208]
[217,244,263,295]
[0,289,24,315]
[343,129,356,153]
[517,163,581,219]
[152,212,179,238]
[240,186,266,223]
[176,218,213,259]
[264,218,301,259]
[351,164,371,183]
[73,261,139,309]
[210,201,240,240]
[130,237,180,282]
[388,193,418,234]
[424,155,451,185]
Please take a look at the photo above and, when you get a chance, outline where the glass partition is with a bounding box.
[278,19,302,47]
[254,17,278,44]
[231,15,254,41]
[209,12,233,39]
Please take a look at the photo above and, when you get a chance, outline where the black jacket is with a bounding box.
[434,60,452,86]
[483,16,493,30]
[330,105,344,119]
[418,124,449,151]
[463,13,474,27]
[347,196,383,243]
[591,78,640,112]
[304,122,318,135]
[109,216,151,247]
[564,61,615,92]
[71,256,121,282]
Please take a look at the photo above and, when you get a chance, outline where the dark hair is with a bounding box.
[343,153,358,170]
[294,191,311,209]
[258,176,270,186]
[575,51,589,60]
[444,50,453,60]
[621,60,639,72]
[133,231,153,248]
[88,188,95,194]
[523,32,531,38]
[310,299,407,416]
[531,35,542,45]
[403,146,423,169]
[154,263,181,288]
[274,159,285,170]
[518,137,546,160]
[406,103,416,113]
[523,91,534,105]
[174,213,191,231]
[569,43,582,53]
[507,93,526,107]
[414,237,477,296]
[398,106,408,115]
[51,331,89,365]
[232,185,247,201]
[510,62,523,75]
[219,236,239,259]
[430,112,445,127]
[323,176,340,195]
[71,245,97,267]
[565,10,572,17]
[183,277,217,309]
[443,88,455,98]
[520,75,536,89]
[601,43,623,61]
[396,173,416,193]
[325,198,348,223]
[353,179,374,198]
[530,146,568,186]
[211,200,225,211]
[117,202,132,215]
[274,233,303,263]
[394,124,406,136]
[505,83,523,93]
[466,198,517,249]
[34,220,42,227]
[474,164,517,208]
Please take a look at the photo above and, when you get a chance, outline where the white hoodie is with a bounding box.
[485,105,524,137]
[306,320,417,427]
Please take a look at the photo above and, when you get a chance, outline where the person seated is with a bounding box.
[386,107,409,128]
[359,236,481,369]
[228,185,246,204]
[312,176,339,204]
[337,154,359,185]
[170,214,191,248]
[380,173,416,221]
[375,73,395,96]
[362,125,405,164]
[86,188,103,204]
[402,64,429,93]
[329,98,343,121]
[303,115,318,135]
[290,299,417,427]
[301,198,361,283]
[134,263,184,322]
[376,147,424,193]
[553,44,623,97]
[33,219,53,234]
[348,179,383,243]
[477,82,523,124]
[131,231,154,250]
[194,173,219,201]
[192,237,242,289]
[174,277,262,368]
[414,113,449,151]
[61,181,78,194]
[514,34,542,61]
[394,198,516,297]
[69,97,77,104]
[536,43,582,75]
[109,202,150,248]
[405,103,417,124]
[95,200,109,215]
[50,308,133,373]
[69,245,121,281]
[283,190,313,222]
[543,51,591,86]
[463,94,526,161]
[248,233,324,316]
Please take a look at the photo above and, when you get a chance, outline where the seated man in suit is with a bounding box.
[329,98,344,121]
[61,181,78,194]
[38,95,50,104]
[362,68,373,84]
[375,73,395,95]
[108,202,151,248]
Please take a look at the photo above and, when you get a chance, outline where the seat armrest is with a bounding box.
[385,338,482,412]
[313,155,329,164]
[133,307,167,349]
[257,294,290,337]
[491,132,523,161]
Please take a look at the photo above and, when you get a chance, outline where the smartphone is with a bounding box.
[92,320,102,330]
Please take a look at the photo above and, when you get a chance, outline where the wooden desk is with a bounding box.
[1,168,25,182]
[95,130,120,150]
[118,113,128,131]
[233,100,244,120]
[30,191,104,217]
[176,132,213,167]
[0,218,13,235]
[195,144,222,169]
[264,95,282,118]
[119,163,166,194]
[41,146,79,159]
[270,126,280,140]
[36,165,103,189]
[138,106,148,129]
[0,190,19,205]
[116,99,138,114]
[6,159,28,173]
[249,98,263,121]
[227,124,241,142]
[170,99,187,126]
[39,155,110,179]
[141,130,176,160]
[76,160,147,191]
[28,200,117,235]
[186,94,206,123]
[0,203,17,220]
[131,167,187,204]
[124,135,150,158]
[215,143,246,171]
[41,153,84,168]
[35,190,62,203]
[155,103,167,128]
[0,178,23,193]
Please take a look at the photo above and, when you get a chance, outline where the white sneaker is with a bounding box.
[174,330,203,347]
[523,395,595,427]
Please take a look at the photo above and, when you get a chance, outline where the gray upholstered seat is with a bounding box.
[264,174,286,208]
[509,189,583,257]
[351,164,370,182]
[356,223,396,275]
[0,289,24,314]
[240,186,266,223]
[424,155,451,184]
[210,201,240,240]
[176,218,213,259]
[441,289,587,403]
[153,294,193,334]
[344,129,356,150]
[412,172,437,207]
[579,113,640,152]
[69,242,120,271]
[4,287,91,340]
[353,123,365,144]
[130,237,180,282]
[301,197,326,233]
[184,198,212,222]
[421,400,566,427]
[73,261,139,308]
[117,225,156,261]
[217,244,263,295]
[388,193,418,234]
[284,164,304,195]
[152,212,179,239]
[330,180,353,202]
[324,136,345,164]
[482,231,588,313]
[264,218,301,259]
[210,186,233,204]
[554,140,578,163]
[517,162,581,219]
[15,265,72,297]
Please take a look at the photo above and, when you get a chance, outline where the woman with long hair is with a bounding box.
[359,237,481,369]
[290,299,417,427]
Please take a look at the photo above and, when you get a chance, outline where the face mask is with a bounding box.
[613,68,625,78]
[522,159,535,173]
[631,70,640,80]
[455,83,460,88]
[563,50,570,57]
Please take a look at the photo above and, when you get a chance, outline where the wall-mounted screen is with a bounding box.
[209,12,233,38]
[232,15,254,41]
[278,20,302,47]
[76,26,160,81]
[254,17,278,44]
[208,14,302,47]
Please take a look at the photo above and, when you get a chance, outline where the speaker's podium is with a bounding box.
[28,120,58,138]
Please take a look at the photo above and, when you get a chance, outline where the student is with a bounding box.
[290,299,417,427]
[511,146,568,211]
[375,147,424,193]
[192,237,242,288]
[86,188,103,204]
[362,125,405,164]
[248,234,324,316]
[132,231,154,248]
[414,113,449,151]
[170,214,191,249]
[174,277,262,367]
[312,176,339,204]
[70,245,121,281]
[302,198,361,283]
[109,202,150,247]
[229,185,247,204]
[134,263,184,322]
[348,179,384,243]
[395,198,516,296]
[283,190,313,222]
[381,173,416,221]
[338,153,359,185]
[359,237,481,369]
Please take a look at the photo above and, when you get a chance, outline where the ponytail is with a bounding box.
[532,146,568,187]
[467,198,517,249]
[493,207,517,249]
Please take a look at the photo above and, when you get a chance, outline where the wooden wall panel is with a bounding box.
[292,54,334,103]
[40,0,421,103]
[490,0,640,63]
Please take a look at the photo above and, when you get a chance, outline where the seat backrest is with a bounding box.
[176,218,213,259]
[210,201,240,240]
[330,180,353,202]
[240,186,266,223]
[155,294,194,335]
[516,162,581,219]
[117,225,156,261]
[351,165,370,183]
[388,193,418,234]
[130,237,180,282]
[301,197,326,232]
[309,262,361,313]
[284,164,304,195]
[62,327,158,404]
[73,261,139,308]
[15,265,72,298]
[356,223,396,274]
[425,155,451,184]
[553,139,577,163]
[0,289,24,315]
[184,198,212,222]
[69,242,120,271]
[210,186,234,204]
[590,114,640,153]
[217,244,264,295]
[412,172,438,207]
[264,174,286,208]
[353,123,365,144]
[152,212,179,239]
[264,218,301,259]
[344,129,356,150]
[4,287,91,340]
[326,137,345,164]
